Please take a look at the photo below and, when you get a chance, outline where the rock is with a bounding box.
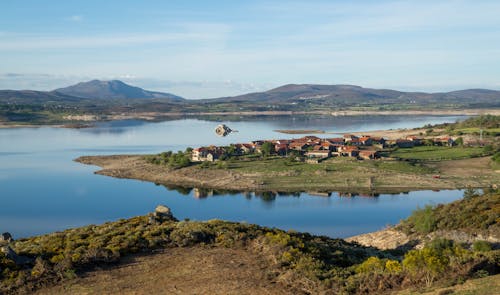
[1,245,33,265]
[0,232,13,244]
[215,124,232,137]
[151,205,177,223]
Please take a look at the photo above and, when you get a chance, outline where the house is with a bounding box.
[206,152,219,162]
[359,136,372,146]
[238,143,255,154]
[406,136,422,145]
[327,138,345,145]
[305,150,331,158]
[343,134,359,142]
[396,139,415,148]
[191,147,208,162]
[350,138,362,146]
[320,141,335,151]
[276,139,291,145]
[300,136,321,143]
[289,142,308,151]
[275,143,289,155]
[192,147,223,162]
[370,137,386,145]
[338,146,359,157]
[359,150,380,160]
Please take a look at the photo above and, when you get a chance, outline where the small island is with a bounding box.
[76,115,500,194]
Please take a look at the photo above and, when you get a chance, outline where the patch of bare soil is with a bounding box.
[430,157,499,187]
[36,247,287,295]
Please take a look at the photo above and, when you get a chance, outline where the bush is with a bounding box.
[472,240,492,252]
[407,205,436,233]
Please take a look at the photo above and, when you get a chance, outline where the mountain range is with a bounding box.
[206,84,500,106]
[55,80,184,101]
[0,80,184,104]
[1,80,500,108]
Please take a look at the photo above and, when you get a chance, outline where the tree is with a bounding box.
[455,137,464,146]
[406,205,436,233]
[261,142,274,156]
[403,248,449,286]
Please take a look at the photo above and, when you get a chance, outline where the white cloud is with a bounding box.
[66,15,83,22]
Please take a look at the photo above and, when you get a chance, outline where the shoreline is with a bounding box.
[2,108,500,128]
[75,154,498,194]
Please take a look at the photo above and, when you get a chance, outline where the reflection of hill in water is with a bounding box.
[160,184,410,202]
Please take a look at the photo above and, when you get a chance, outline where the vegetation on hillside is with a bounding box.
[143,149,192,169]
[426,114,500,137]
[2,191,499,294]
[399,189,499,236]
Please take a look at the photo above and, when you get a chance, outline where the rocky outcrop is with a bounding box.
[149,205,178,224]
[345,228,413,250]
[1,232,13,244]
[215,124,232,137]
[346,227,500,251]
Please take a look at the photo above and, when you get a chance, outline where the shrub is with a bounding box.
[472,240,492,252]
[407,205,436,233]
[356,257,385,274]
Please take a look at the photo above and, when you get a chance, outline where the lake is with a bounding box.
[0,115,467,239]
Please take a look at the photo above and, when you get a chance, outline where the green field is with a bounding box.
[390,146,486,161]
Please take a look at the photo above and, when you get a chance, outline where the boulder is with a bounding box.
[0,232,13,244]
[151,205,177,223]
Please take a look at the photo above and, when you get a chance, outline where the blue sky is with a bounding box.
[1,0,500,98]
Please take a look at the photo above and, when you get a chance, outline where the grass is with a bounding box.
[225,157,432,175]
[390,146,486,161]
[2,191,499,294]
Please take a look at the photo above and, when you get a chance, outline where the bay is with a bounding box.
[0,115,466,238]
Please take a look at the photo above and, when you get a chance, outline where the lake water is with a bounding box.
[0,115,467,239]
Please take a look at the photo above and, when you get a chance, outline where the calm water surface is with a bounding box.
[0,115,466,238]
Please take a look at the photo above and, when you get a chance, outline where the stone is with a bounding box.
[0,232,13,244]
[215,124,232,137]
[153,205,177,223]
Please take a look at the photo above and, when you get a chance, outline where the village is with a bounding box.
[191,133,456,163]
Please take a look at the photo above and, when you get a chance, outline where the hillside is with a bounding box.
[2,192,499,294]
[54,80,184,101]
[205,84,500,108]
[0,90,85,104]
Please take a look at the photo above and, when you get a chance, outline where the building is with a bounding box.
[305,150,331,158]
[359,150,380,160]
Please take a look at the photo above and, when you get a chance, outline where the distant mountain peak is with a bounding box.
[54,80,184,101]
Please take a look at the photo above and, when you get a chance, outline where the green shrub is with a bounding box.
[472,240,492,252]
[408,205,436,233]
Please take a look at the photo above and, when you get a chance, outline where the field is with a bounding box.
[390,146,487,161]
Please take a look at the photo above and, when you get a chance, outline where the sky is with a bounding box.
[1,0,500,99]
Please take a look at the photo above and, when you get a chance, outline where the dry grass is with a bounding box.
[35,247,287,295]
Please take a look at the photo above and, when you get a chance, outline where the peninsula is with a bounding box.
[76,115,500,194]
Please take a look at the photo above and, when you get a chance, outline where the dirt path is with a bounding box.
[36,247,287,295]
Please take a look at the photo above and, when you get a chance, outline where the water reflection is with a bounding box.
[163,184,416,203]
[0,115,468,238]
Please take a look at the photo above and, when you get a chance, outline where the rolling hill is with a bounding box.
[54,80,184,101]
[205,84,500,107]
[0,80,184,105]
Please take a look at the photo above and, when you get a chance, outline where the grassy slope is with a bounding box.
[390,146,487,161]
[398,190,500,237]
[2,193,499,294]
